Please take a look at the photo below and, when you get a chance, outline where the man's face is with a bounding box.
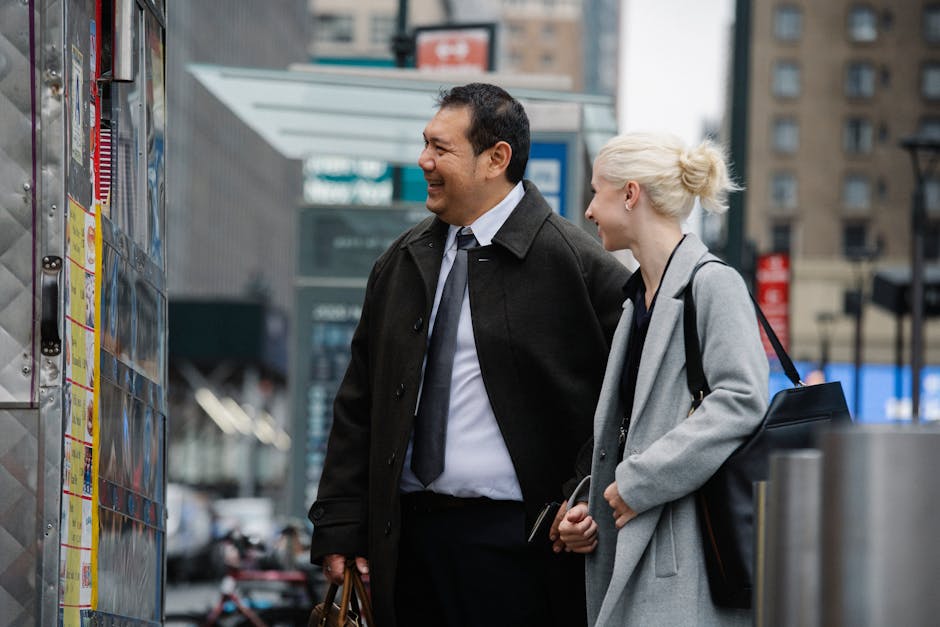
[418,106,490,225]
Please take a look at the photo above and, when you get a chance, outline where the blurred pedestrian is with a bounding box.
[308,82,629,626]
[558,132,769,626]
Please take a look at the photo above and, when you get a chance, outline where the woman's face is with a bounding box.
[585,161,631,251]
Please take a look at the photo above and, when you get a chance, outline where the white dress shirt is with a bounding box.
[400,182,526,500]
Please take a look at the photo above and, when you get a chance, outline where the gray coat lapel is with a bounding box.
[595,298,634,440]
[627,236,709,432]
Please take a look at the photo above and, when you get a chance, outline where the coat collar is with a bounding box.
[627,233,710,429]
[399,179,551,260]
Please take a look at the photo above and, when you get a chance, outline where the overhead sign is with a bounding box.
[414,23,496,72]
[756,252,790,358]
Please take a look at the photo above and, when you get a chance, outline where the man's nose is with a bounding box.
[418,147,433,171]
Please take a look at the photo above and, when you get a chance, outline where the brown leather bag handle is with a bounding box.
[348,561,375,626]
[315,581,340,627]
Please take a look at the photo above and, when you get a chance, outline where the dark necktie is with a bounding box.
[411,229,478,486]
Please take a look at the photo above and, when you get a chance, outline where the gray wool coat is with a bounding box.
[584,234,768,627]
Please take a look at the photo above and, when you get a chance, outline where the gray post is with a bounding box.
[821,425,940,625]
[760,450,823,627]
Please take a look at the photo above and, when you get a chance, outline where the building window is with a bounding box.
[774,5,803,41]
[541,52,555,69]
[771,223,792,254]
[772,117,799,153]
[919,117,940,140]
[315,13,354,44]
[923,63,940,100]
[771,172,798,209]
[842,221,869,258]
[370,14,395,47]
[542,23,556,40]
[843,117,873,154]
[843,174,871,210]
[926,177,940,214]
[845,62,875,98]
[773,61,801,98]
[847,5,878,42]
[925,5,940,43]
[926,221,940,260]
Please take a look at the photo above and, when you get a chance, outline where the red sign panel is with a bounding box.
[756,252,790,358]
[415,27,492,72]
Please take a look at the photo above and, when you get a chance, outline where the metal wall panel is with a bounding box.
[0,408,39,626]
[0,0,38,405]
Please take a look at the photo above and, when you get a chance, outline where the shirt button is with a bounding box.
[394,383,405,399]
[412,317,424,332]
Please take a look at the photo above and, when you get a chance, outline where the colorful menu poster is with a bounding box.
[60,196,99,626]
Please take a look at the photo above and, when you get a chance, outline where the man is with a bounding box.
[308,83,628,626]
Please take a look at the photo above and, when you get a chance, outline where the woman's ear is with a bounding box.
[623,181,640,209]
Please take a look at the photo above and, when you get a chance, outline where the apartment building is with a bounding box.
[744,1,940,366]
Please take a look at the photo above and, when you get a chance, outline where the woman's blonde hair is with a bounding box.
[595,132,740,220]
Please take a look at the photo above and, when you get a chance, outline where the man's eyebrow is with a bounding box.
[423,133,452,147]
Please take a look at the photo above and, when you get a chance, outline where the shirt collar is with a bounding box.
[444,181,525,249]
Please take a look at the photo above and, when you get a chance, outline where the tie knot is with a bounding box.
[456,230,478,250]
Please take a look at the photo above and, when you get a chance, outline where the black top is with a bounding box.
[617,236,687,457]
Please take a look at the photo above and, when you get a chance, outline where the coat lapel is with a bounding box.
[403,217,449,313]
[627,235,709,431]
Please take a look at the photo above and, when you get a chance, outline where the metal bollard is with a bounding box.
[759,450,823,627]
[821,425,940,626]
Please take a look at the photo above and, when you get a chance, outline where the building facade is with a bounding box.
[743,0,940,371]
[308,0,592,90]
[165,0,309,495]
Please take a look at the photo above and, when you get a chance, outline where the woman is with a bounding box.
[558,132,769,626]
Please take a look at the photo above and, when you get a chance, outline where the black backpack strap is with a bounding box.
[683,259,803,412]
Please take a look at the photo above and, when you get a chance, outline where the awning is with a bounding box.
[187,64,618,166]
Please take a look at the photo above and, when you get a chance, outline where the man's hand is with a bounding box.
[322,553,370,586]
[556,502,598,554]
[603,481,637,528]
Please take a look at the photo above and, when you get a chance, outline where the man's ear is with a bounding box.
[486,141,512,179]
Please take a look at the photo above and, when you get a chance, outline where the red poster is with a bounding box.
[756,253,790,358]
[415,27,492,72]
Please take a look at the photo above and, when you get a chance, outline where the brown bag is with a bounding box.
[309,560,375,627]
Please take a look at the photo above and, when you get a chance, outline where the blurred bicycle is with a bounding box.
[165,525,319,627]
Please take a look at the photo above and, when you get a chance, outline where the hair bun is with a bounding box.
[678,146,715,196]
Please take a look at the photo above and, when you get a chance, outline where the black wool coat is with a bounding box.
[308,182,630,624]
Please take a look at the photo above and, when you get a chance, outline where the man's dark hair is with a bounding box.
[437,83,530,184]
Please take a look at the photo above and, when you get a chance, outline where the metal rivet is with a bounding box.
[22,366,31,376]
[23,182,31,191]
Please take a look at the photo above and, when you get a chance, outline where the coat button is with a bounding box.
[412,317,424,332]
[385,521,392,535]
[394,383,405,399]
[311,506,325,521]
[599,449,607,460]
[387,452,396,466]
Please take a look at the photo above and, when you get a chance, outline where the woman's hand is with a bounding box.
[603,481,638,528]
[556,502,598,554]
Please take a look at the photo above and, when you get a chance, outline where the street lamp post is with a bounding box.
[845,239,881,420]
[816,311,835,379]
[900,136,940,423]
